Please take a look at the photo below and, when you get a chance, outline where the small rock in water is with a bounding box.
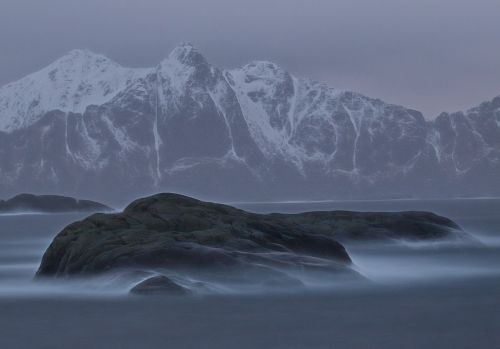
[130,275,191,296]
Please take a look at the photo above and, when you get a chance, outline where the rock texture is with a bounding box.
[0,193,111,213]
[0,44,498,204]
[36,193,464,280]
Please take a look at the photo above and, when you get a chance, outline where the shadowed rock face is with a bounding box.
[0,193,112,213]
[36,193,464,281]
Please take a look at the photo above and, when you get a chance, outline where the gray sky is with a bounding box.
[1,0,499,117]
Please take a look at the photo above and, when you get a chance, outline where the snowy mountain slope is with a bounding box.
[0,44,498,204]
[0,49,148,132]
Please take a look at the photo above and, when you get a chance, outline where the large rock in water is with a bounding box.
[35,193,465,288]
[0,193,112,213]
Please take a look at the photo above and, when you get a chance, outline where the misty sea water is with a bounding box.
[0,199,499,348]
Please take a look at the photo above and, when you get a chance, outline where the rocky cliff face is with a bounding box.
[0,44,498,204]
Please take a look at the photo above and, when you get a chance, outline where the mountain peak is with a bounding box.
[166,43,208,67]
[65,48,100,58]
[50,49,119,71]
[0,48,143,132]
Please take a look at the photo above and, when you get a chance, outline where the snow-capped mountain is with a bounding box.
[0,49,148,132]
[0,43,498,204]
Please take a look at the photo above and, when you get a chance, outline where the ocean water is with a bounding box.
[0,199,499,348]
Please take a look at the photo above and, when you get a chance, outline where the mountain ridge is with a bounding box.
[0,44,498,204]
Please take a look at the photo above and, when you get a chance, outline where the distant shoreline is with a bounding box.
[0,194,113,214]
[228,196,500,205]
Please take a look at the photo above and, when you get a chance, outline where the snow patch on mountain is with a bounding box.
[0,49,148,132]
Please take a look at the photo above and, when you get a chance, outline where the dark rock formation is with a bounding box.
[273,210,463,242]
[0,193,112,213]
[36,193,465,282]
[130,275,191,296]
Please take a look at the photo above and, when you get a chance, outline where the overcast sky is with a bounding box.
[1,0,499,117]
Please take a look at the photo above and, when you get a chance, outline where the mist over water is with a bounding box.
[0,199,499,348]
